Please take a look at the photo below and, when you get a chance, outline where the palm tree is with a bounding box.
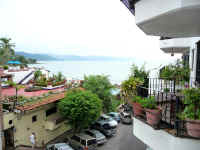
[0,38,15,65]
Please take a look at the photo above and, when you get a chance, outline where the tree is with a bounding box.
[0,38,15,65]
[121,76,143,99]
[83,75,113,113]
[58,89,102,133]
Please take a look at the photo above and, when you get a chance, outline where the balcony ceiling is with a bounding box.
[161,47,189,54]
[136,5,200,37]
[160,38,191,54]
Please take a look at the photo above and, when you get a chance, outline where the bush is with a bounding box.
[3,65,8,70]
[180,88,200,120]
[132,96,142,103]
[141,97,157,109]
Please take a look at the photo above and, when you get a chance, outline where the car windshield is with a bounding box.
[87,139,96,146]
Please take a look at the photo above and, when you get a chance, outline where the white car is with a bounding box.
[46,143,74,150]
[98,114,118,127]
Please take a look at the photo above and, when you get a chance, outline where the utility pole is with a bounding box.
[0,69,5,150]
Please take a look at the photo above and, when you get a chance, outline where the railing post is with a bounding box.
[175,96,180,137]
[173,79,176,94]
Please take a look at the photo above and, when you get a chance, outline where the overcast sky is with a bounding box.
[0,0,180,64]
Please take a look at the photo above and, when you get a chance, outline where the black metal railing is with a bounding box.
[134,78,200,139]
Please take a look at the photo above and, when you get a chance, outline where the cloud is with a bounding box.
[0,0,180,64]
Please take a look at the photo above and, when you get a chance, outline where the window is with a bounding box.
[46,107,57,117]
[81,139,86,146]
[32,115,37,123]
[9,120,12,125]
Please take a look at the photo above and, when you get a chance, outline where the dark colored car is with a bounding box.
[107,112,121,123]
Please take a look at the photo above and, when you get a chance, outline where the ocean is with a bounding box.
[30,60,160,84]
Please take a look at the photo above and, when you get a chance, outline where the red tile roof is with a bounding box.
[15,92,65,111]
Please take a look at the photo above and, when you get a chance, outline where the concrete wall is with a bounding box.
[4,103,71,147]
[181,0,200,7]
[133,118,200,150]
[3,112,15,130]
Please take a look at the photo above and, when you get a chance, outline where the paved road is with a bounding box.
[99,123,146,150]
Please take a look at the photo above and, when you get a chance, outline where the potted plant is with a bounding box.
[142,97,161,126]
[132,96,144,116]
[181,88,200,138]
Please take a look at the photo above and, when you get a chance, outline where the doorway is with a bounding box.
[4,127,14,150]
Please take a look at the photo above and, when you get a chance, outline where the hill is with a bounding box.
[16,51,132,61]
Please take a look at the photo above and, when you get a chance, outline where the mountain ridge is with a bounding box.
[16,51,132,61]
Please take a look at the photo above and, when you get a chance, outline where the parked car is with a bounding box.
[68,133,97,150]
[84,129,107,145]
[91,121,117,137]
[98,114,118,127]
[46,143,74,150]
[120,111,132,124]
[107,112,121,123]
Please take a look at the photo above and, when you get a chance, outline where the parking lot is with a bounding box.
[98,123,146,150]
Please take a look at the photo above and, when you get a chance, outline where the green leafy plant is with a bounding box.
[180,88,200,120]
[141,96,157,109]
[131,96,142,103]
[58,89,102,133]
[83,75,113,113]
[160,59,190,82]
[3,65,8,70]
[163,88,170,93]
[121,76,143,98]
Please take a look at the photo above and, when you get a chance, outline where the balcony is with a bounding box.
[160,37,191,54]
[45,115,66,131]
[121,0,200,37]
[131,78,200,150]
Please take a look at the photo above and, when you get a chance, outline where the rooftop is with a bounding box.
[1,86,64,97]
[15,92,65,111]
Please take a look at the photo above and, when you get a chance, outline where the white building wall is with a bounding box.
[133,118,200,150]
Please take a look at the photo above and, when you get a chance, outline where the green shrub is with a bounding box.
[141,96,157,109]
[132,96,142,103]
[180,88,200,120]
[3,65,8,70]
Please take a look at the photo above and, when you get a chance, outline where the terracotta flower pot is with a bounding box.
[132,102,144,116]
[186,119,200,138]
[145,108,161,126]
